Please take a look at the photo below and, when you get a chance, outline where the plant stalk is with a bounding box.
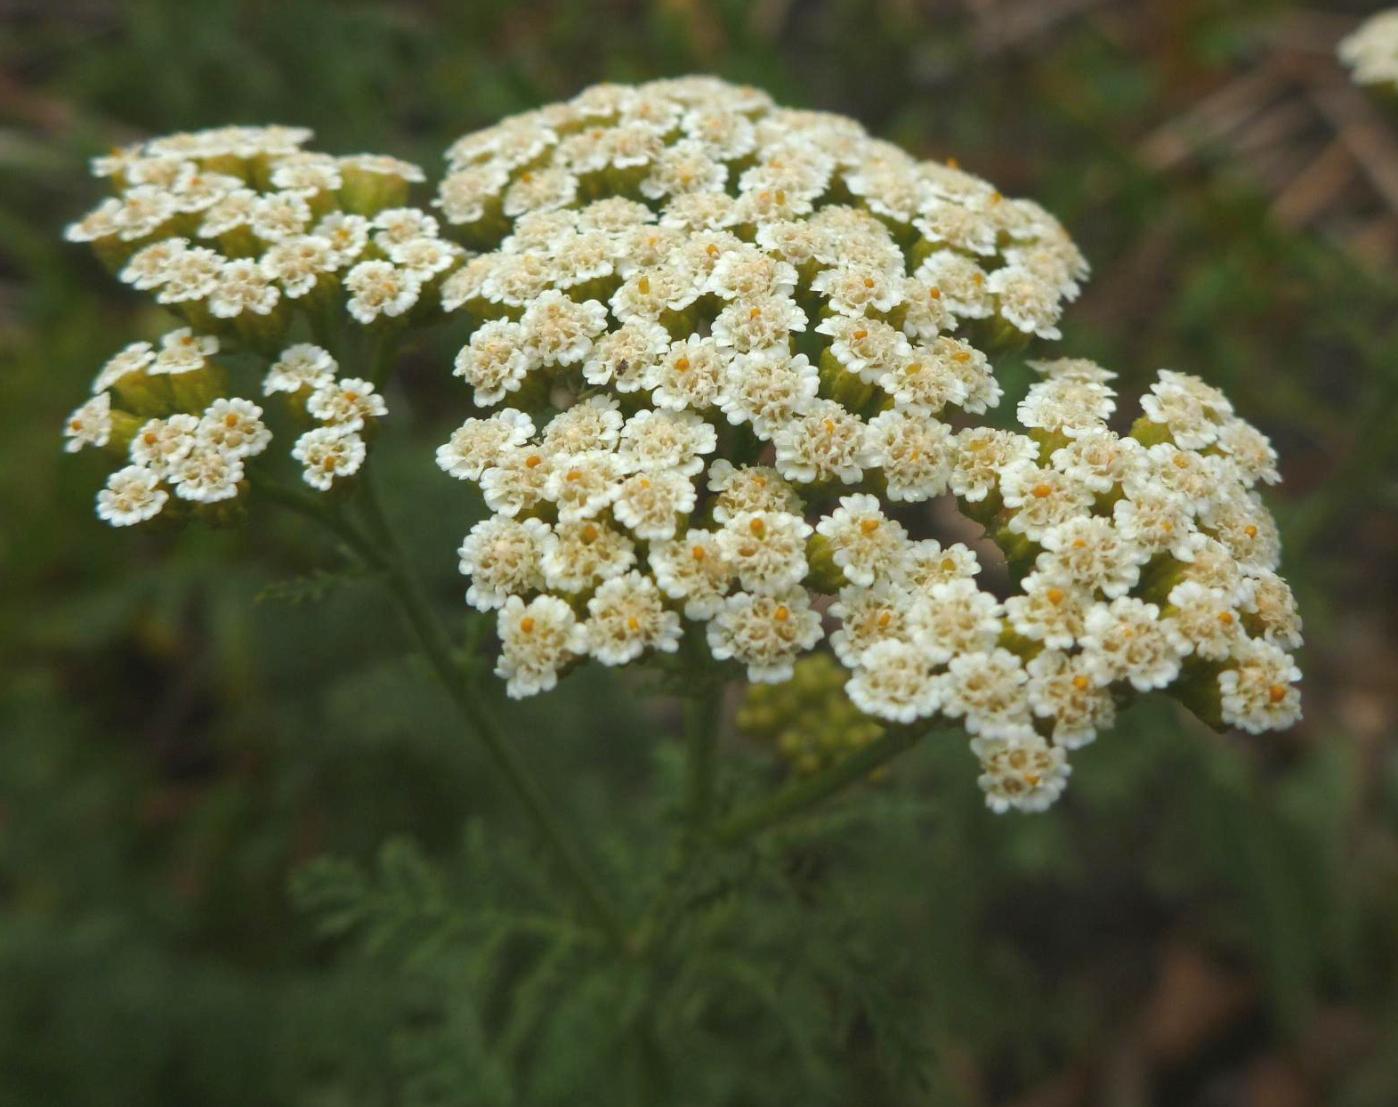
[714,726,924,846]
[264,477,631,951]
[681,634,724,839]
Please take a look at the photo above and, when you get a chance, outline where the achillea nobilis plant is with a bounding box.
[63,77,1301,849]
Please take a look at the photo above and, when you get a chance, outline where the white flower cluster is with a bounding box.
[1339,9,1398,89]
[66,125,430,517]
[266,344,387,489]
[434,79,1302,814]
[61,327,275,524]
[64,327,270,523]
[62,83,1303,817]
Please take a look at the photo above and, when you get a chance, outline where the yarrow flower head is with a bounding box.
[65,80,1303,818]
[65,125,429,517]
[418,79,1305,812]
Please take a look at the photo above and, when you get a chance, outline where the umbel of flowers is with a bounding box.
[63,78,1303,816]
[63,124,431,515]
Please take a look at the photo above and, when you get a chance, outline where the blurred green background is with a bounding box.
[3,1,1397,1104]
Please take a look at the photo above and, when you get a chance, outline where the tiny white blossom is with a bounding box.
[152,328,218,376]
[718,349,819,437]
[97,465,168,526]
[1240,569,1303,651]
[520,290,608,367]
[306,378,387,432]
[649,529,734,619]
[950,427,1038,502]
[829,583,915,668]
[1035,517,1145,599]
[975,734,1070,814]
[344,260,422,324]
[611,469,696,541]
[480,446,553,517]
[458,516,550,611]
[1079,597,1188,692]
[647,336,728,412]
[1004,574,1090,650]
[130,414,199,477]
[773,400,866,485]
[706,461,803,523]
[942,649,1035,740]
[291,427,366,491]
[1218,640,1302,734]
[899,540,981,591]
[543,450,625,522]
[716,510,812,594]
[864,411,954,502]
[540,519,637,594]
[1026,649,1114,749]
[617,409,716,477]
[208,258,280,318]
[197,398,271,459]
[540,396,624,456]
[171,445,244,503]
[63,392,113,453]
[910,578,1003,665]
[1167,581,1246,662]
[436,410,534,481]
[264,344,337,395]
[93,341,156,394]
[706,588,823,683]
[1000,462,1095,541]
[1139,369,1234,450]
[846,639,943,724]
[814,494,909,587]
[585,572,683,665]
[496,594,588,698]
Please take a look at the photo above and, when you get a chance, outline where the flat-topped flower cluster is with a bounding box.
[64,79,1304,814]
[64,124,430,517]
[1339,9,1398,89]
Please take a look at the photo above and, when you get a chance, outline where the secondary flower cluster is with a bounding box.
[433,79,1301,813]
[1339,9,1398,89]
[64,125,436,512]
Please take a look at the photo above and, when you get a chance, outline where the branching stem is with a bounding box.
[262,476,631,952]
[714,727,924,846]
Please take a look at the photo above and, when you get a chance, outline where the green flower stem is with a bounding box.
[262,478,631,953]
[714,726,925,846]
[358,477,632,951]
[681,634,724,837]
[258,482,388,570]
[684,693,722,830]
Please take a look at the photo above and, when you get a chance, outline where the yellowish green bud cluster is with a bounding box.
[737,653,885,776]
